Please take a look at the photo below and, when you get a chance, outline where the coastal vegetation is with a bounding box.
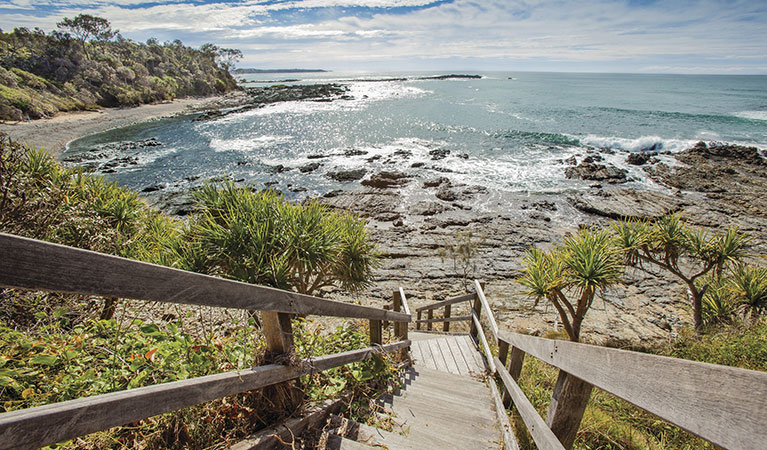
[0,134,392,448]
[0,15,240,121]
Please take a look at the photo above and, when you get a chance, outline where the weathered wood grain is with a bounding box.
[494,357,565,450]
[415,315,471,324]
[0,341,410,450]
[498,330,767,450]
[472,312,496,373]
[0,233,409,322]
[415,293,474,312]
[487,374,520,450]
[473,280,498,341]
[398,287,411,316]
[443,304,452,332]
[504,347,525,408]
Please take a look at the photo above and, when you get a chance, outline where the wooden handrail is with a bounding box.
[0,233,409,322]
[473,280,498,340]
[398,287,411,316]
[415,293,474,312]
[0,341,410,449]
[494,357,564,450]
[415,315,471,324]
[471,311,496,373]
[497,330,767,450]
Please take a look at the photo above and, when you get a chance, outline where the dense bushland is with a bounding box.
[0,15,240,121]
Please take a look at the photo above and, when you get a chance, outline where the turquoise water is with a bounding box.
[66,72,767,198]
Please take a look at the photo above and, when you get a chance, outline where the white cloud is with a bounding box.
[1,0,765,73]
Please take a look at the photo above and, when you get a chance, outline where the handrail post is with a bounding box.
[262,311,294,358]
[369,319,382,346]
[416,310,422,330]
[504,346,525,408]
[443,304,451,332]
[393,289,410,362]
[427,309,433,331]
[546,371,594,449]
[469,281,485,339]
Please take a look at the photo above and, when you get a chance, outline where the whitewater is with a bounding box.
[65,71,767,199]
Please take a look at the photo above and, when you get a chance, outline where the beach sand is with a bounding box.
[0,96,224,159]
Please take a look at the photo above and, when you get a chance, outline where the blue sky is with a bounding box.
[1,0,766,74]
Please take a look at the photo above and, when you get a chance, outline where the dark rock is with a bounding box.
[264,181,278,186]
[565,161,628,183]
[141,183,165,193]
[367,155,383,162]
[411,162,426,168]
[457,153,469,159]
[288,185,307,193]
[323,190,344,198]
[564,156,577,166]
[327,169,367,182]
[688,142,765,165]
[361,171,412,189]
[269,164,289,174]
[627,152,653,166]
[344,149,368,156]
[299,162,321,173]
[423,177,451,188]
[393,149,413,158]
[236,160,249,166]
[429,149,451,160]
[307,154,329,159]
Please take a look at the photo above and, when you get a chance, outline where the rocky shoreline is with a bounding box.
[311,141,767,346]
[52,82,767,346]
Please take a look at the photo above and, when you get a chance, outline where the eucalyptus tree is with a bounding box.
[56,14,116,60]
[612,214,751,332]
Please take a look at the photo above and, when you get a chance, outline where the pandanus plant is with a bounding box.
[174,182,379,296]
[519,228,623,342]
[612,213,751,333]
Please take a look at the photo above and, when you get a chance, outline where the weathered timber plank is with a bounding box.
[0,233,409,322]
[416,341,438,370]
[445,337,471,376]
[415,315,471,324]
[398,287,411,316]
[473,280,498,341]
[472,312,496,373]
[415,293,474,312]
[0,341,409,450]
[427,338,450,373]
[487,375,520,450]
[456,335,485,373]
[494,357,565,450]
[498,330,767,450]
[436,338,461,375]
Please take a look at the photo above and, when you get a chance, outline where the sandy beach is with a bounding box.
[0,96,227,159]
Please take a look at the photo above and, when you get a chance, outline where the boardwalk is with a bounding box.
[327,332,503,449]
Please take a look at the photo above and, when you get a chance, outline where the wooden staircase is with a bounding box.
[324,332,505,449]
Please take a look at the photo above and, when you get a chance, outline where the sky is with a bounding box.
[1,0,766,74]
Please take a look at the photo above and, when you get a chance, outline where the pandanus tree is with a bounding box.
[174,183,379,296]
[612,213,751,333]
[519,227,623,448]
[520,227,623,342]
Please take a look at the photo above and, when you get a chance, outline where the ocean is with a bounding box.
[65,71,767,203]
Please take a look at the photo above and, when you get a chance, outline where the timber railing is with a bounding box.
[462,279,767,450]
[0,233,411,449]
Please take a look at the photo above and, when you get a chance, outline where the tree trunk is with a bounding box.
[546,371,594,449]
[99,297,118,320]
